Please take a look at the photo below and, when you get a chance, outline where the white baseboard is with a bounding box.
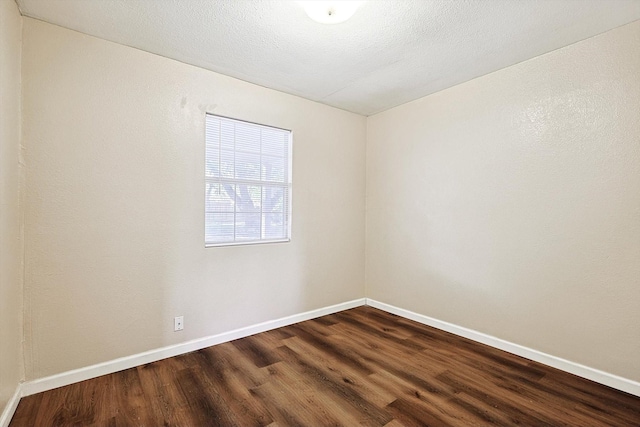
[0,384,22,427]
[366,298,640,397]
[20,298,366,398]
[11,295,639,418]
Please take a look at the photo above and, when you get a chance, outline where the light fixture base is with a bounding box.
[300,1,364,24]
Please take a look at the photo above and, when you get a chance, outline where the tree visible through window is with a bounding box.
[205,114,292,246]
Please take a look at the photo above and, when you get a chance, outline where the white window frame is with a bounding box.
[205,114,292,247]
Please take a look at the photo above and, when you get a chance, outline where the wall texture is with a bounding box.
[0,0,24,412]
[21,18,366,380]
[366,21,640,381]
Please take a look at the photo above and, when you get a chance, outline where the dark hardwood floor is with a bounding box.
[10,306,640,426]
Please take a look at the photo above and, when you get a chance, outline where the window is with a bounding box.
[205,114,292,246]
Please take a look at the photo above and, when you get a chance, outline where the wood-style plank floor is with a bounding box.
[10,306,640,426]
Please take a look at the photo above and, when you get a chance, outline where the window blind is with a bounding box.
[205,114,292,246]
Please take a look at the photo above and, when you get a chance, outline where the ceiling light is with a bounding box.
[300,1,364,24]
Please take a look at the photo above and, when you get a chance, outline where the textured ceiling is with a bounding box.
[15,0,640,116]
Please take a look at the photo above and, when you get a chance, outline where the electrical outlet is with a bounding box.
[174,316,184,331]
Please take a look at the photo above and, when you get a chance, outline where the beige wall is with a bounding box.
[366,20,640,381]
[21,18,366,380]
[15,12,640,388]
[0,0,24,412]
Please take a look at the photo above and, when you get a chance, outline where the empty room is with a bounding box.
[1,0,639,425]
